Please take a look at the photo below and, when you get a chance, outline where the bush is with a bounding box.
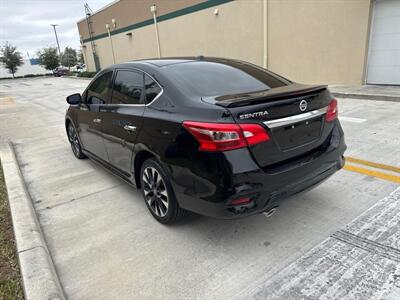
[77,71,96,78]
[0,73,52,80]
[22,73,52,78]
[23,74,48,78]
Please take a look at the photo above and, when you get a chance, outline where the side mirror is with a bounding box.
[66,93,81,105]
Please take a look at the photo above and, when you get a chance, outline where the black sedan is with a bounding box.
[65,57,346,224]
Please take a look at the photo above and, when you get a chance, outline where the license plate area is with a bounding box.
[272,117,322,150]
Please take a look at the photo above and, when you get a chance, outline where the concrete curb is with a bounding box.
[0,141,66,300]
[331,92,399,102]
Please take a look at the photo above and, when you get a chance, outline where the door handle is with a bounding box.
[123,125,137,132]
[93,118,102,124]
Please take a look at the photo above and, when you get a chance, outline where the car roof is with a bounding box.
[110,57,247,70]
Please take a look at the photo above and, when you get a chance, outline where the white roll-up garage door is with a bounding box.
[367,0,400,85]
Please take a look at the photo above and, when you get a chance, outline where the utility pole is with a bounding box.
[51,24,62,58]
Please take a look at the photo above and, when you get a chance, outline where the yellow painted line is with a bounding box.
[343,164,400,184]
[0,96,15,106]
[345,156,400,174]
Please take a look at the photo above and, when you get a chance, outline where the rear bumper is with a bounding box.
[170,121,346,219]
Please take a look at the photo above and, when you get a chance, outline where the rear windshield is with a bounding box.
[162,61,288,97]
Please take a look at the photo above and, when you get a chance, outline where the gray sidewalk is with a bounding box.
[251,187,400,299]
[330,84,400,102]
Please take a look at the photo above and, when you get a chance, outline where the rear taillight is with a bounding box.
[183,121,269,152]
[326,99,338,122]
[230,197,252,206]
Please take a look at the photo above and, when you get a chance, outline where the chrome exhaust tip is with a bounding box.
[263,207,278,218]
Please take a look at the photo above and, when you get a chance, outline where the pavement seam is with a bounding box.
[248,187,400,299]
[37,183,124,212]
[2,141,67,300]
[331,230,400,263]
[18,245,46,254]
[331,92,400,102]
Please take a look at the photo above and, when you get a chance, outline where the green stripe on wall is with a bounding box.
[82,0,235,43]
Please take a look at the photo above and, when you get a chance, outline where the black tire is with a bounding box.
[67,123,86,159]
[140,158,186,224]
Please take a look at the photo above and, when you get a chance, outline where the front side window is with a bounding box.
[87,71,113,104]
[145,74,162,104]
[112,70,144,105]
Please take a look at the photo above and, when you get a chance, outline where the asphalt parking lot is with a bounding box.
[0,77,399,299]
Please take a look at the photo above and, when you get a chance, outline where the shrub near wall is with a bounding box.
[23,73,52,78]
[0,73,52,80]
[77,71,97,78]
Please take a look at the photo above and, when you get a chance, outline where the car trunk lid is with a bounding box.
[202,83,333,167]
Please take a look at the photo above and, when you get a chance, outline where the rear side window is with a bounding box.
[145,74,162,103]
[162,61,288,97]
[87,71,113,104]
[112,70,144,105]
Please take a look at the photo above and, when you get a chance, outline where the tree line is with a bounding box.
[0,42,84,78]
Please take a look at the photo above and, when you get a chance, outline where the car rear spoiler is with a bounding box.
[202,84,328,108]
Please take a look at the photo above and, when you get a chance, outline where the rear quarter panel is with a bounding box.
[137,95,243,203]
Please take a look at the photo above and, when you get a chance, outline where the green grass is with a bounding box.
[0,162,24,300]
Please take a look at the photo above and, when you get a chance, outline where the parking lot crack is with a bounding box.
[331,230,400,263]
[18,245,46,254]
[39,184,124,211]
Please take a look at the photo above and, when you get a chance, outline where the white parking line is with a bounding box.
[339,116,367,123]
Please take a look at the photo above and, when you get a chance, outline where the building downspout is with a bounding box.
[363,0,375,85]
[106,24,116,64]
[151,5,162,58]
[263,0,268,69]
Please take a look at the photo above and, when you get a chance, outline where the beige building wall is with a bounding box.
[158,0,263,65]
[268,0,372,85]
[82,0,263,72]
[80,0,372,85]
[78,0,204,40]
[82,45,96,72]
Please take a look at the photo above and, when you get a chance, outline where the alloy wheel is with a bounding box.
[142,167,169,217]
[68,125,81,157]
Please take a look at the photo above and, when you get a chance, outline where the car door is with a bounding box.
[100,69,146,176]
[77,71,113,161]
